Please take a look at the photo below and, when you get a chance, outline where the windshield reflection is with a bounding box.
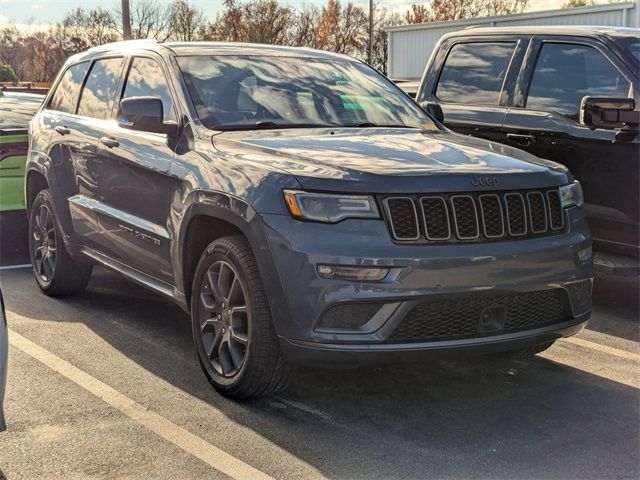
[177,55,432,130]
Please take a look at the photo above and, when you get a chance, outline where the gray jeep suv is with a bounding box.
[26,41,593,399]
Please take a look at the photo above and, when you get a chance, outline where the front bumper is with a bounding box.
[280,315,588,367]
[257,206,593,365]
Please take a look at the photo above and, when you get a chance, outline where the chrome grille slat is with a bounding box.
[420,196,451,240]
[383,197,420,241]
[478,194,505,238]
[504,193,527,236]
[382,189,564,243]
[450,195,479,240]
[527,191,548,234]
[546,190,564,230]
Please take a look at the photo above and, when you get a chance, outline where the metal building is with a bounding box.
[386,1,640,79]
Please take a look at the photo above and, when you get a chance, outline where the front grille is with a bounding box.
[388,289,570,342]
[382,188,564,243]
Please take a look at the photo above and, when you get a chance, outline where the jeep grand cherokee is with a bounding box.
[26,41,593,399]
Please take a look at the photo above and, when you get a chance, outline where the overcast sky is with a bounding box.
[0,0,570,26]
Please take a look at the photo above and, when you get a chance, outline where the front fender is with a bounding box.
[171,189,291,334]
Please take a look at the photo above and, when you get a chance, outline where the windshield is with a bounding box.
[177,55,433,131]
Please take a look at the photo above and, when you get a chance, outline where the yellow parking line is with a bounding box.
[9,329,274,480]
[562,337,640,362]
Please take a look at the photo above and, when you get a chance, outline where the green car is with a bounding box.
[0,91,45,212]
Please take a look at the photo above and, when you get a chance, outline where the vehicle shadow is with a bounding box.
[2,267,639,479]
[589,271,639,342]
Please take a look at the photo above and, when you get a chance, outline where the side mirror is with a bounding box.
[118,96,177,135]
[580,96,639,130]
[420,101,444,124]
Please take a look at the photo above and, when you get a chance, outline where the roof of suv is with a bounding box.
[72,40,357,63]
[444,25,639,41]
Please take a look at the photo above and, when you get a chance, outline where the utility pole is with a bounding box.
[122,0,132,40]
[368,0,373,65]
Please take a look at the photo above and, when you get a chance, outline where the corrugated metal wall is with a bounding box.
[387,2,639,79]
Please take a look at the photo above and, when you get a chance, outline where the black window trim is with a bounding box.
[75,55,127,120]
[519,37,634,123]
[433,39,520,107]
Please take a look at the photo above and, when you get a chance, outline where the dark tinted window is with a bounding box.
[48,62,89,114]
[0,93,44,128]
[436,42,516,105]
[121,57,174,121]
[527,43,631,120]
[77,57,125,120]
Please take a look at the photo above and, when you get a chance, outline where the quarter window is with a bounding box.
[77,57,125,120]
[121,57,174,122]
[48,62,90,114]
[526,43,631,120]
[436,42,516,105]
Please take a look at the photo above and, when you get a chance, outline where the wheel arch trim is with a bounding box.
[172,190,291,335]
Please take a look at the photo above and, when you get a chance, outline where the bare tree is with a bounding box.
[115,0,172,40]
[205,0,295,44]
[405,4,430,24]
[290,4,321,48]
[169,0,206,41]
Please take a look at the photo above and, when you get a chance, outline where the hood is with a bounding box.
[213,127,570,193]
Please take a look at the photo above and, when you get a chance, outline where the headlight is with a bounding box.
[559,181,584,208]
[283,190,379,223]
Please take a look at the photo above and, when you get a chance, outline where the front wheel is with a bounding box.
[190,235,290,399]
[28,189,92,295]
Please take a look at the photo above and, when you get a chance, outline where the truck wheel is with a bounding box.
[28,189,92,296]
[191,235,290,399]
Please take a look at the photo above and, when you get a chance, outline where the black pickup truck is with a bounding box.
[417,26,639,273]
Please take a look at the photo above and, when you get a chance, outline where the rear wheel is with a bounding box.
[190,235,290,399]
[28,190,92,295]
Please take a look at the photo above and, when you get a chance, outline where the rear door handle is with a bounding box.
[54,126,70,136]
[506,133,535,147]
[100,136,119,148]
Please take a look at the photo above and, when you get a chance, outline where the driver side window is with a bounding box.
[121,57,175,122]
[526,43,631,121]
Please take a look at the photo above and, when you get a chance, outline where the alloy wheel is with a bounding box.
[198,260,249,377]
[31,204,57,282]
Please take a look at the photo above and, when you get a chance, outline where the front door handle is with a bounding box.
[54,126,70,136]
[100,136,120,148]
[506,133,536,147]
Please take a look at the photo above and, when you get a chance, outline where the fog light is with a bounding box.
[578,246,592,262]
[316,265,389,281]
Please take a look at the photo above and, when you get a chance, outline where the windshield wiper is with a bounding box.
[347,122,413,128]
[218,121,337,131]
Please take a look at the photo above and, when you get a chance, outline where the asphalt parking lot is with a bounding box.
[0,242,638,479]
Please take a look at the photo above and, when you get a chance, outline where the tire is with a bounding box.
[28,189,92,296]
[492,340,556,360]
[190,235,290,399]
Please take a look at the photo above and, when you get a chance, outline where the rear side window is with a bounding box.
[48,62,90,114]
[121,57,174,122]
[436,42,516,105]
[77,57,125,120]
[526,43,631,120]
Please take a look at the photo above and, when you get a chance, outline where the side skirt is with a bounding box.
[81,247,187,308]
